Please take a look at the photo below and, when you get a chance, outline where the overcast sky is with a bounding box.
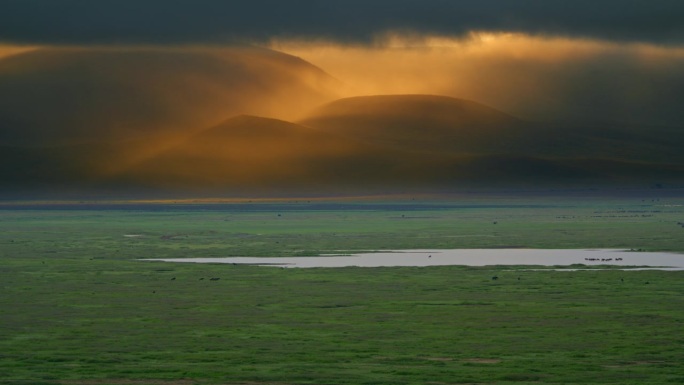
[2,1,684,126]
[1,1,684,192]
[2,0,684,46]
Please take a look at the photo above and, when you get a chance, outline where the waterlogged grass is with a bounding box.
[1,195,684,384]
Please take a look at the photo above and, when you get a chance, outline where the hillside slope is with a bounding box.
[1,92,682,195]
[0,46,339,146]
[299,94,525,154]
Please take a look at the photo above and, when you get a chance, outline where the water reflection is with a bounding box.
[145,249,684,270]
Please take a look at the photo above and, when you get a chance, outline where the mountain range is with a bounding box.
[1,47,682,196]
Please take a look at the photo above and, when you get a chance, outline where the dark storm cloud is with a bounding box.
[2,0,684,45]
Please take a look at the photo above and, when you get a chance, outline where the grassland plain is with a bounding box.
[1,193,684,384]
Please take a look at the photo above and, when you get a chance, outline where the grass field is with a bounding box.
[1,193,684,384]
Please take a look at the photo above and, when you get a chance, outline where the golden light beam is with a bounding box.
[0,44,39,59]
[270,32,684,124]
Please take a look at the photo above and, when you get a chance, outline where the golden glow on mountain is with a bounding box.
[270,32,684,122]
[1,31,683,193]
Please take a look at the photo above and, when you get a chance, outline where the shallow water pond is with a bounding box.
[145,249,684,270]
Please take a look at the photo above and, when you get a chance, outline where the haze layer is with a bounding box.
[0,36,682,196]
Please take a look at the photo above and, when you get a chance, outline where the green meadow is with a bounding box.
[1,193,684,384]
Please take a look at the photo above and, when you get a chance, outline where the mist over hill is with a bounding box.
[297,95,684,189]
[302,95,684,162]
[0,46,338,146]
[299,95,524,154]
[0,49,682,197]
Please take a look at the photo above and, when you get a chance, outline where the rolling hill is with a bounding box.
[297,94,684,184]
[121,115,446,191]
[0,46,339,146]
[1,88,682,195]
[298,94,525,154]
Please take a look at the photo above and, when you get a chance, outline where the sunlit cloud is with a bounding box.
[271,32,684,125]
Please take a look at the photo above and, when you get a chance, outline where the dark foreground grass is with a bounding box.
[1,195,684,384]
